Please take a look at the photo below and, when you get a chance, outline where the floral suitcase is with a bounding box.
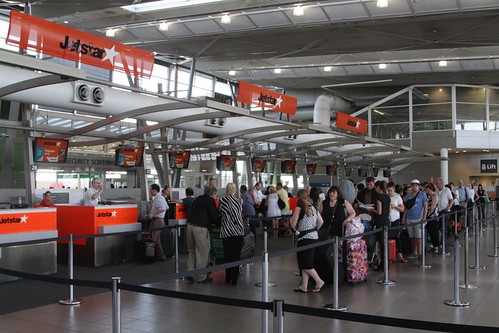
[343,239,368,284]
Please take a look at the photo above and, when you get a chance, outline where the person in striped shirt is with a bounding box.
[219,183,245,285]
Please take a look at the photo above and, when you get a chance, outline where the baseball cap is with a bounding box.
[411,179,420,185]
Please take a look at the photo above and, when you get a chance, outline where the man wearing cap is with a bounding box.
[402,179,428,259]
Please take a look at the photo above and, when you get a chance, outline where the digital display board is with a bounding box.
[306,163,317,176]
[33,138,69,163]
[326,164,338,176]
[281,160,296,174]
[251,158,266,173]
[217,155,237,171]
[115,146,144,167]
[169,151,191,169]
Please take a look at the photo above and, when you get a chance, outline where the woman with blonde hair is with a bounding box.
[290,189,325,293]
[267,186,281,238]
[219,183,245,285]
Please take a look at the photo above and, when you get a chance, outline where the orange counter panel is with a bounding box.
[57,205,138,245]
[0,208,56,234]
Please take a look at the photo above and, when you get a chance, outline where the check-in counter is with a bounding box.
[57,204,140,267]
[0,208,58,282]
[167,203,187,252]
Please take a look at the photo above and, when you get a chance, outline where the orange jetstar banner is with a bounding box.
[7,11,154,78]
[336,112,368,135]
[237,81,297,116]
[0,209,56,234]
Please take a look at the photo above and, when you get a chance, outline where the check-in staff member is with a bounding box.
[83,178,104,206]
[146,184,168,261]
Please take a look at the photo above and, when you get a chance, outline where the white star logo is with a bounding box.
[20,215,28,223]
[275,95,283,109]
[111,210,117,217]
[102,45,120,64]
[56,141,61,147]
[355,120,360,128]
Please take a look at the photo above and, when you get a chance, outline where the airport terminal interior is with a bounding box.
[1,0,499,332]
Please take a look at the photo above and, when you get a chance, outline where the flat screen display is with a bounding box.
[115,146,144,167]
[358,167,368,177]
[217,155,237,171]
[306,163,316,176]
[326,164,338,176]
[251,158,266,172]
[33,138,69,163]
[281,160,296,174]
[169,151,191,169]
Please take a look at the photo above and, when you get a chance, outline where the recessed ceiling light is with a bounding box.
[274,68,282,74]
[378,63,387,69]
[293,5,304,16]
[159,22,169,31]
[377,0,388,8]
[439,60,448,67]
[221,13,231,24]
[324,66,332,72]
[105,29,115,37]
[63,20,69,24]
[229,70,236,76]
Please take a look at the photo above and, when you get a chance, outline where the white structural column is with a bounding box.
[440,148,449,184]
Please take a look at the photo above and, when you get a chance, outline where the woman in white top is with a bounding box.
[267,186,281,239]
[387,182,406,263]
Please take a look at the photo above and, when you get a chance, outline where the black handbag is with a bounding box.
[277,196,286,210]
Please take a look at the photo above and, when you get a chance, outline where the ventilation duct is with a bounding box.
[313,93,353,127]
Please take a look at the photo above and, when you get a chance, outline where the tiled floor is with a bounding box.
[1,226,499,332]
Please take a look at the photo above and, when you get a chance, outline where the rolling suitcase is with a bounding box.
[138,234,156,263]
[240,231,256,259]
[343,238,368,284]
[388,238,396,262]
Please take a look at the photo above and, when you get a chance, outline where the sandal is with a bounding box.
[398,258,408,263]
[312,281,325,293]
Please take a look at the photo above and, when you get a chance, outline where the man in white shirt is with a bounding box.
[436,178,454,238]
[253,182,265,215]
[83,178,104,206]
[146,184,168,261]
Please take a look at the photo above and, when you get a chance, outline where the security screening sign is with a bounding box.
[7,10,154,78]
[480,159,497,173]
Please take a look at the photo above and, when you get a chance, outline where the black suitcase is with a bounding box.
[161,228,174,259]
[400,229,413,254]
[138,237,156,263]
[314,244,335,284]
[240,232,255,259]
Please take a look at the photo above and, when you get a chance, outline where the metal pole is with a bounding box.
[470,205,486,270]
[444,234,469,307]
[255,226,277,288]
[460,208,477,289]
[272,299,284,333]
[489,200,498,258]
[377,226,396,285]
[175,225,180,274]
[324,236,347,311]
[441,213,450,256]
[262,250,269,333]
[59,234,83,305]
[419,220,431,268]
[112,277,121,333]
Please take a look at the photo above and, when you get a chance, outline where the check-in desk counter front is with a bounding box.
[57,204,140,267]
[167,203,187,252]
[0,208,58,282]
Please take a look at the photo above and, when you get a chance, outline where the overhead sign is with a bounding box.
[237,81,298,115]
[480,159,497,173]
[7,11,154,78]
[33,138,69,163]
[281,160,297,174]
[336,112,368,135]
[306,163,317,176]
[169,151,191,169]
[251,158,266,173]
[115,147,144,167]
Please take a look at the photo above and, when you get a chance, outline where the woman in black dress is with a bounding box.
[371,180,391,270]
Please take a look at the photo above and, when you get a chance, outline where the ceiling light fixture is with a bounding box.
[378,63,387,69]
[221,13,231,24]
[439,60,448,67]
[106,29,115,37]
[293,5,304,16]
[159,22,169,31]
[324,66,332,72]
[274,68,282,74]
[229,70,236,76]
[377,0,389,8]
[373,109,384,115]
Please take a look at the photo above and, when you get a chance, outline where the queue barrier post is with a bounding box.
[444,233,470,307]
[489,200,498,258]
[324,236,347,311]
[59,234,83,305]
[175,225,180,274]
[470,205,486,270]
[441,212,450,256]
[460,207,478,289]
[272,299,284,333]
[377,226,396,286]
[419,220,431,269]
[112,277,121,333]
[255,226,277,287]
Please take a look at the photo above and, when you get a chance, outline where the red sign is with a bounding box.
[169,151,191,169]
[237,81,297,115]
[7,11,154,78]
[336,112,368,135]
[306,163,317,176]
[217,155,237,171]
[251,158,266,173]
[33,138,69,163]
[0,209,56,234]
[326,164,338,176]
[115,147,144,167]
[281,160,296,174]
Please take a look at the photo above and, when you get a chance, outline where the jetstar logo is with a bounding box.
[97,210,117,218]
[237,81,296,115]
[0,215,27,224]
[60,35,120,64]
[346,119,361,129]
[258,93,283,110]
